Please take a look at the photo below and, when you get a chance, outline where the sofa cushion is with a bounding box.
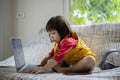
[71,22,120,65]
[35,22,120,66]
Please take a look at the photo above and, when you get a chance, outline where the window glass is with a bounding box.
[69,0,120,25]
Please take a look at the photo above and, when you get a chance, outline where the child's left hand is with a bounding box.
[28,67,45,74]
[54,66,65,73]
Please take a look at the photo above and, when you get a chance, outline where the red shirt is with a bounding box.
[49,37,78,64]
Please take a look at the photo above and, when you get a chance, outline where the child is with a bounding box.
[29,16,96,74]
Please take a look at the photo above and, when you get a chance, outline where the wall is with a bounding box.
[13,0,64,46]
[0,0,65,60]
[0,0,13,60]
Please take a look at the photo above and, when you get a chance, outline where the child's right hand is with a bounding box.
[29,67,45,74]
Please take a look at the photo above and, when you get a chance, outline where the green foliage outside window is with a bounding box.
[69,0,120,25]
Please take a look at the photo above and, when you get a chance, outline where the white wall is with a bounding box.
[0,0,66,60]
[13,0,64,46]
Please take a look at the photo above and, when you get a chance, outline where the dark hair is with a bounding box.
[46,16,73,41]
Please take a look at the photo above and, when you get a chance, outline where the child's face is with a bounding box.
[48,30,60,43]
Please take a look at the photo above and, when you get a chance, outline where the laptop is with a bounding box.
[11,38,37,73]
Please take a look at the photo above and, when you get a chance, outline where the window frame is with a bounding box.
[63,0,69,20]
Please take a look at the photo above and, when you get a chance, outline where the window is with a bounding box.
[68,0,120,25]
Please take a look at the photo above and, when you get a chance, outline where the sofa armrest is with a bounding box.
[99,49,120,70]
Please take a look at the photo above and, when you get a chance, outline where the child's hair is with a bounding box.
[46,16,73,41]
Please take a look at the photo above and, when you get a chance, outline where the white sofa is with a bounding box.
[0,22,120,80]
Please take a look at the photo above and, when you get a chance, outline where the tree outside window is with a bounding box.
[69,0,120,25]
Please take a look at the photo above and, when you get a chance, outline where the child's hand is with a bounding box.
[54,66,66,73]
[28,67,45,74]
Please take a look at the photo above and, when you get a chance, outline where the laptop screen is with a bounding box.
[11,38,26,72]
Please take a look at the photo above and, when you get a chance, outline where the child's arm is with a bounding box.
[42,59,58,71]
[40,53,52,66]
[29,59,58,74]
[39,49,54,66]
